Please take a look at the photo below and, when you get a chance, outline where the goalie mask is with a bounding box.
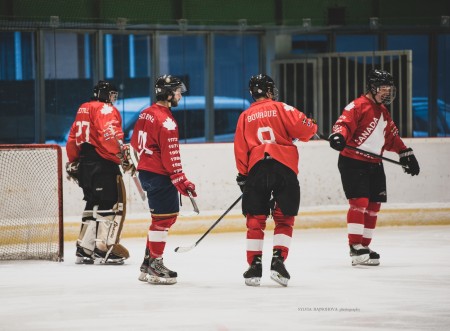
[249,74,279,101]
[93,80,118,104]
[155,75,187,106]
[366,69,396,105]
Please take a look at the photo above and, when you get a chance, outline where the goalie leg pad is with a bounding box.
[78,215,97,254]
[95,175,129,262]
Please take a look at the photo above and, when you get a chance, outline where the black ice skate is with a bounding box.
[360,247,380,266]
[75,245,95,265]
[138,248,151,282]
[243,255,262,286]
[270,249,290,287]
[147,257,177,285]
[94,248,125,265]
[349,244,370,266]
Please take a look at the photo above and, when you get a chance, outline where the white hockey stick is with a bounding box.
[188,190,199,214]
[174,195,242,253]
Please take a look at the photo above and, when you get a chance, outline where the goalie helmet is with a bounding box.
[366,69,396,105]
[93,81,118,104]
[155,75,187,102]
[249,74,279,101]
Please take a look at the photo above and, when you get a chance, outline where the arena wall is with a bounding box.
[62,138,450,240]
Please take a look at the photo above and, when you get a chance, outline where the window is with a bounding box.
[0,31,35,143]
[387,34,430,136]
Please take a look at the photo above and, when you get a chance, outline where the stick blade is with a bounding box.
[174,244,196,253]
[187,191,200,214]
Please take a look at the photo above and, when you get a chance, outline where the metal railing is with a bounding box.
[272,50,413,137]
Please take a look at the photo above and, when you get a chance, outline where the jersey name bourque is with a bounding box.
[247,110,277,122]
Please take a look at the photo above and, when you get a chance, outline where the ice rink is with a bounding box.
[1,225,450,331]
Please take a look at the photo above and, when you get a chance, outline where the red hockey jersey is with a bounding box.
[234,99,317,175]
[66,100,123,164]
[332,95,407,163]
[130,103,184,176]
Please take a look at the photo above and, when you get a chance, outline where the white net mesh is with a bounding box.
[0,144,63,261]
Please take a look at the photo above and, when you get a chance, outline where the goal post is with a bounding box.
[0,144,64,262]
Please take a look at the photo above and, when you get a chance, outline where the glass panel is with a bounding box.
[213,34,259,142]
[157,34,206,142]
[387,34,429,137]
[0,31,35,143]
[336,34,378,52]
[291,34,328,54]
[44,31,95,144]
[437,34,450,136]
[103,33,152,142]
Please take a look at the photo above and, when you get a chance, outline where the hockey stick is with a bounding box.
[316,133,403,166]
[174,194,243,253]
[188,190,200,214]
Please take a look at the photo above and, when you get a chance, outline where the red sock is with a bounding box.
[148,215,177,258]
[361,202,381,247]
[246,214,266,264]
[347,198,369,245]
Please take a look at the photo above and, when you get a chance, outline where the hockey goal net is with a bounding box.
[0,144,64,261]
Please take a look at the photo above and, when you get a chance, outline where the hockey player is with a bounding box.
[66,80,132,265]
[328,69,420,266]
[130,75,197,285]
[234,74,317,287]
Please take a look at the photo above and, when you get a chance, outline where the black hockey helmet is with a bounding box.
[155,75,187,101]
[93,80,118,103]
[366,69,396,105]
[249,74,278,101]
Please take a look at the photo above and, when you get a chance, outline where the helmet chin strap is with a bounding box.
[368,86,382,105]
[371,92,382,105]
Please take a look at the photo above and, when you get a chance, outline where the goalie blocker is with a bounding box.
[76,175,129,265]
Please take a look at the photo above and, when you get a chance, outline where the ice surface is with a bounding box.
[1,226,450,331]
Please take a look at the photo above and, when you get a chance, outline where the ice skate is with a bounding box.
[75,246,95,264]
[360,247,380,266]
[138,257,150,282]
[147,257,177,285]
[270,249,290,287]
[138,247,151,282]
[94,248,125,265]
[349,244,370,266]
[243,255,262,286]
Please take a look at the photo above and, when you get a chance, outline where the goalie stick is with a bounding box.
[174,194,242,253]
[316,133,403,166]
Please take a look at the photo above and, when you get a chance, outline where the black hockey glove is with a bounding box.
[399,148,420,176]
[236,173,247,193]
[328,133,346,151]
[66,161,80,184]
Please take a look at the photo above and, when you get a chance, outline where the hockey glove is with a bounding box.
[170,173,197,197]
[399,148,420,176]
[66,161,80,184]
[236,173,247,193]
[328,132,346,151]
